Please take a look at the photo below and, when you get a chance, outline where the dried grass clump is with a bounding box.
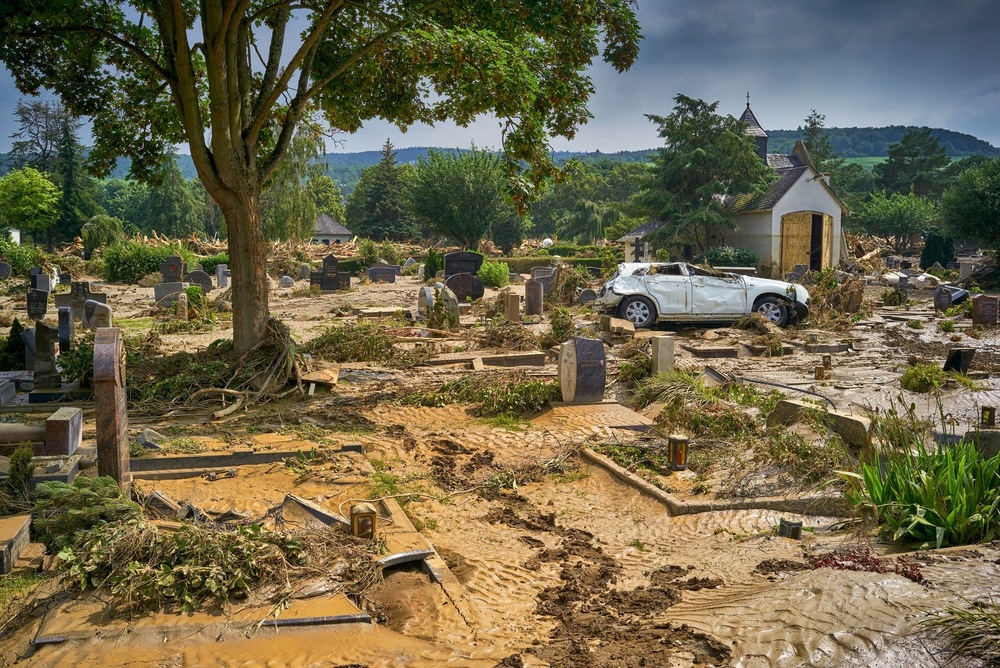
[482,317,538,351]
[402,371,560,417]
[303,320,433,368]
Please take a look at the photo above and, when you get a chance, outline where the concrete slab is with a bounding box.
[767,399,872,449]
[0,515,31,574]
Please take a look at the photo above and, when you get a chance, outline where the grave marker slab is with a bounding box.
[33,322,61,389]
[94,328,130,486]
[154,282,187,306]
[558,337,606,403]
[337,272,351,290]
[30,274,51,293]
[524,279,543,316]
[300,263,311,280]
[20,328,35,370]
[445,272,485,302]
[215,264,229,288]
[27,289,48,320]
[184,270,213,294]
[367,266,397,283]
[83,300,113,329]
[0,262,10,280]
[55,281,108,322]
[29,267,42,276]
[159,256,186,282]
[972,294,999,325]
[444,251,484,278]
[934,286,954,312]
[58,307,73,353]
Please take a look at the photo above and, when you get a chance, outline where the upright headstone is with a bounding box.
[215,264,229,289]
[154,282,187,305]
[505,293,521,323]
[184,270,213,294]
[83,300,113,329]
[33,322,61,389]
[367,266,397,283]
[416,286,435,322]
[558,337,606,403]
[440,286,460,328]
[444,272,485,302]
[973,294,999,326]
[652,335,675,373]
[94,328,130,486]
[959,260,976,281]
[58,307,74,353]
[337,272,351,290]
[416,264,425,281]
[321,255,339,291]
[524,279,544,316]
[299,263,312,280]
[530,267,556,295]
[20,328,35,371]
[403,257,417,272]
[279,275,295,288]
[160,256,186,283]
[30,273,51,293]
[29,267,42,276]
[444,251,484,278]
[55,281,108,322]
[176,292,189,320]
[934,286,953,312]
[0,262,10,280]
[26,289,48,321]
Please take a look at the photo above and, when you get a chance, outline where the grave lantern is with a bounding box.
[982,406,997,429]
[351,502,378,539]
[778,518,803,540]
[667,434,688,471]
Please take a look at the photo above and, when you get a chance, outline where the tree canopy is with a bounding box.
[345,140,419,241]
[941,157,1000,249]
[874,128,950,198]
[0,0,641,352]
[0,167,61,242]
[633,95,774,252]
[855,191,938,253]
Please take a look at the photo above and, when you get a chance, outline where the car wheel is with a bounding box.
[620,296,656,328]
[753,296,790,327]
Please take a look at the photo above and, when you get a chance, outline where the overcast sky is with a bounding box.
[2,0,999,154]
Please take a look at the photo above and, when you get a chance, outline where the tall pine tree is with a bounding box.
[53,118,102,245]
[345,140,420,241]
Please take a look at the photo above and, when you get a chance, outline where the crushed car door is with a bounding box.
[641,264,690,316]
[688,267,747,316]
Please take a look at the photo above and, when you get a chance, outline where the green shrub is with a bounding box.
[101,242,194,284]
[477,259,510,288]
[379,240,401,266]
[402,373,560,417]
[938,319,955,333]
[547,307,573,343]
[900,363,946,393]
[906,319,924,330]
[881,287,907,307]
[5,444,33,502]
[838,440,1000,548]
[0,319,26,372]
[424,249,443,280]
[0,239,42,276]
[496,256,553,274]
[694,246,759,267]
[920,228,955,271]
[199,252,229,274]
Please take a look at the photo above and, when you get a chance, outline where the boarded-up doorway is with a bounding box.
[780,212,832,275]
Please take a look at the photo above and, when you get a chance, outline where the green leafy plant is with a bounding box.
[693,246,759,267]
[938,319,955,333]
[198,253,229,274]
[101,242,194,284]
[900,363,946,393]
[546,307,573,344]
[837,440,1000,548]
[402,372,560,418]
[303,321,432,368]
[423,249,443,280]
[5,444,33,503]
[32,476,143,549]
[906,319,924,330]
[880,287,907,307]
[477,259,510,288]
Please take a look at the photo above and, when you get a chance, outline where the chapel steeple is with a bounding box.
[739,93,768,163]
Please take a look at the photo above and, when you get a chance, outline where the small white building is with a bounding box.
[312,213,353,245]
[725,104,848,278]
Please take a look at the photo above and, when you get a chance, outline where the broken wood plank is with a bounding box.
[301,364,340,386]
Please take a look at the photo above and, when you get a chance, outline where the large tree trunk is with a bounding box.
[218,191,269,354]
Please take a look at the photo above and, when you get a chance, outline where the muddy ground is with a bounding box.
[0,272,999,667]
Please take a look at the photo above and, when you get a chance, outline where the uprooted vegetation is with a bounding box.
[32,477,383,615]
[401,371,561,418]
[302,320,437,368]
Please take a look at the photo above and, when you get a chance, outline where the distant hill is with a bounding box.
[767,126,1000,158]
[1,126,996,185]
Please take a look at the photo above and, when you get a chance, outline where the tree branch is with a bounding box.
[16,25,172,82]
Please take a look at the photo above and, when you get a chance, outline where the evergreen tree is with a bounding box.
[346,140,420,241]
[145,159,203,238]
[874,128,950,198]
[53,118,102,244]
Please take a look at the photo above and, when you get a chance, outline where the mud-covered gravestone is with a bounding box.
[558,337,606,403]
[444,272,485,303]
[973,294,999,326]
[94,328,130,486]
[83,301,112,329]
[444,251,483,279]
[367,265,397,283]
[416,286,435,322]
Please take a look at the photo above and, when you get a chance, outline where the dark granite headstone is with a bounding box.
[183,270,213,294]
[58,307,74,353]
[94,328,130,486]
[29,267,42,276]
[20,327,35,370]
[33,321,61,389]
[558,337,606,403]
[367,266,397,283]
[27,289,48,320]
[323,254,339,275]
[160,256,186,282]
[337,272,351,290]
[30,273,51,293]
[525,279,544,316]
[83,300,113,329]
[444,251,484,278]
[943,347,975,374]
[445,272,485,302]
[530,266,555,279]
[59,271,71,284]
[934,286,953,312]
[973,294,999,326]
[310,271,323,289]
[0,262,11,280]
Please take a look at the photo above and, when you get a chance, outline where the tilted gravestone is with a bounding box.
[94,328,130,486]
[558,337,606,404]
[445,272,485,303]
[20,328,35,371]
[27,289,49,320]
[578,289,598,304]
[530,266,556,295]
[160,256,186,283]
[184,270,213,294]
[524,279,544,316]
[440,286,460,328]
[0,262,10,280]
[444,251,484,279]
[367,266,397,283]
[83,300,113,329]
[416,286,435,322]
[33,322,61,389]
[58,307,74,353]
[403,257,417,272]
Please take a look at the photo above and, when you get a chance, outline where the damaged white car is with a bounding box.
[594,262,810,328]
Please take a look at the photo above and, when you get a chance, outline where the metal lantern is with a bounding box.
[351,502,378,539]
[668,434,688,471]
